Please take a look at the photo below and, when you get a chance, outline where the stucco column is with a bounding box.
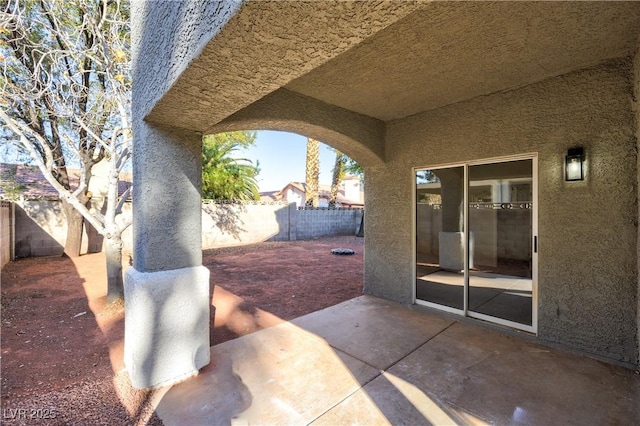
[436,168,466,271]
[436,169,464,232]
[124,121,210,389]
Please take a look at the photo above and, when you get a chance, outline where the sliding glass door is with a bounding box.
[415,166,466,312]
[415,156,537,332]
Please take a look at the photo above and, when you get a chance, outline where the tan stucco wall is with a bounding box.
[634,36,640,368]
[209,89,386,168]
[131,1,640,369]
[287,2,640,122]
[132,0,421,133]
[131,0,243,121]
[367,58,638,365]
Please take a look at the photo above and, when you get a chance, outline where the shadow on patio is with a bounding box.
[152,296,639,425]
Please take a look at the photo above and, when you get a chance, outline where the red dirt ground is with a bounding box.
[1,236,364,425]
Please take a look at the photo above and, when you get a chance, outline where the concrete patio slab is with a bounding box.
[313,370,477,426]
[155,320,379,425]
[291,296,455,370]
[155,296,640,425]
[382,321,640,425]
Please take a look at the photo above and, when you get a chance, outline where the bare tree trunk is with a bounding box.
[84,218,104,254]
[62,199,84,257]
[104,235,124,301]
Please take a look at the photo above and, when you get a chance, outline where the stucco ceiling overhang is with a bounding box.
[144,0,422,132]
[285,1,640,122]
[147,1,640,132]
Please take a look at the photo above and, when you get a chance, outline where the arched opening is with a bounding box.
[206,88,386,170]
[200,128,368,345]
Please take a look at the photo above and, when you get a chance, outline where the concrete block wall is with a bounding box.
[10,200,103,258]
[496,209,531,261]
[200,202,294,250]
[416,205,530,265]
[12,201,361,260]
[1,201,12,267]
[415,204,439,259]
[470,209,498,266]
[296,208,363,240]
[14,201,65,257]
[202,203,362,247]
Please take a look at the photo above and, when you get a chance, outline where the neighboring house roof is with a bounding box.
[259,190,281,203]
[259,180,364,207]
[0,163,65,199]
[282,182,335,199]
[0,163,132,200]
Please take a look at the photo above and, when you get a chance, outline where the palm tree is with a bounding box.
[329,151,346,207]
[304,137,320,207]
[202,132,260,200]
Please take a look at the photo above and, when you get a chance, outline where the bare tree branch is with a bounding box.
[0,108,104,232]
[115,185,131,215]
[1,0,131,295]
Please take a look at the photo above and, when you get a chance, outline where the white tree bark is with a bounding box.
[1,0,132,299]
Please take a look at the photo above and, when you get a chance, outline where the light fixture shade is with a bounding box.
[565,147,584,181]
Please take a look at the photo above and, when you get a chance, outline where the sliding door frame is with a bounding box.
[413,153,538,334]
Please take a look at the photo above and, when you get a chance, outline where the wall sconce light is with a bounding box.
[565,147,584,181]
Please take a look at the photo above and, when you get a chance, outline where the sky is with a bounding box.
[242,130,339,192]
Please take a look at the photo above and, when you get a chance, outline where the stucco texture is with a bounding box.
[131,0,243,122]
[634,35,640,367]
[209,89,385,168]
[286,1,640,121]
[133,0,421,132]
[124,265,211,389]
[368,59,638,365]
[132,122,203,273]
[131,1,640,370]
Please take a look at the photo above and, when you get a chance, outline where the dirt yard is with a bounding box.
[1,236,364,425]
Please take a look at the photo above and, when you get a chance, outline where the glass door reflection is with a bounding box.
[415,166,465,311]
[415,157,536,331]
[468,160,533,326]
